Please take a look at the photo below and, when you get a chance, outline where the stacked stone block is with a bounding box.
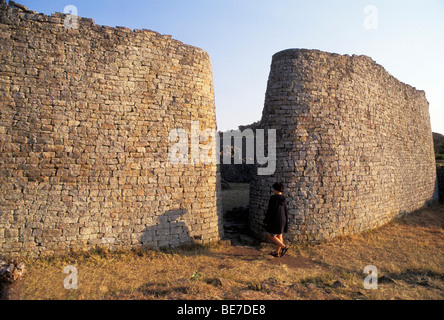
[0,1,222,256]
[250,49,438,242]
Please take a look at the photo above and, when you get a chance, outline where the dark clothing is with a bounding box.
[263,194,288,235]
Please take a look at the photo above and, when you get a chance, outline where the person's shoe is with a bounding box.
[280,247,289,257]
[270,251,280,258]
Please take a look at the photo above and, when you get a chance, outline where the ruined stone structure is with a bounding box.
[0,1,222,256]
[250,49,438,242]
[0,1,439,257]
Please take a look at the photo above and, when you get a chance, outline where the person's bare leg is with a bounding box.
[267,234,285,254]
[277,234,289,256]
[277,234,285,253]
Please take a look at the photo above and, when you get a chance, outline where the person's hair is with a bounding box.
[272,182,285,193]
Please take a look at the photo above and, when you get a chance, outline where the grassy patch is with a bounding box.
[221,183,250,214]
[19,204,444,300]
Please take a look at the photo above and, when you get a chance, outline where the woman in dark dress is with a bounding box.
[263,182,289,257]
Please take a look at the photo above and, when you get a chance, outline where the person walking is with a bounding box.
[263,182,289,258]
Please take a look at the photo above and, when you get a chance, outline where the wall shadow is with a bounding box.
[436,166,444,202]
[394,203,444,229]
[141,210,195,249]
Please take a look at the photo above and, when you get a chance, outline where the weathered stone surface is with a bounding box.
[0,1,223,256]
[250,49,438,242]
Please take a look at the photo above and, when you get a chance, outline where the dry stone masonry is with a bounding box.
[250,49,438,242]
[0,1,439,256]
[0,1,223,256]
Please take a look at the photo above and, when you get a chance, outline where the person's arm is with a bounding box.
[263,197,274,226]
[285,200,289,221]
[284,199,289,233]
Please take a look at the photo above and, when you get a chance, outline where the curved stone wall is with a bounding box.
[250,49,438,242]
[0,1,222,256]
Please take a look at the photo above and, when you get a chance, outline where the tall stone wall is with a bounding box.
[250,49,438,242]
[0,1,222,256]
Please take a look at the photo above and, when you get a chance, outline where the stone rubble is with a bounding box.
[0,259,26,283]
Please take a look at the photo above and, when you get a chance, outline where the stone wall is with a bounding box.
[250,49,438,242]
[0,1,222,256]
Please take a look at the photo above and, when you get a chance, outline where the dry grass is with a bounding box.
[19,204,444,300]
[221,183,250,214]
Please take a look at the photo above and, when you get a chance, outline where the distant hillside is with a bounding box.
[218,121,261,183]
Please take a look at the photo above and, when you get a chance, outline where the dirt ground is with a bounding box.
[13,203,444,300]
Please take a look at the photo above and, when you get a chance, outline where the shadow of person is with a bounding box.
[141,209,195,249]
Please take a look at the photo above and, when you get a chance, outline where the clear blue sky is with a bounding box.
[15,0,444,134]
